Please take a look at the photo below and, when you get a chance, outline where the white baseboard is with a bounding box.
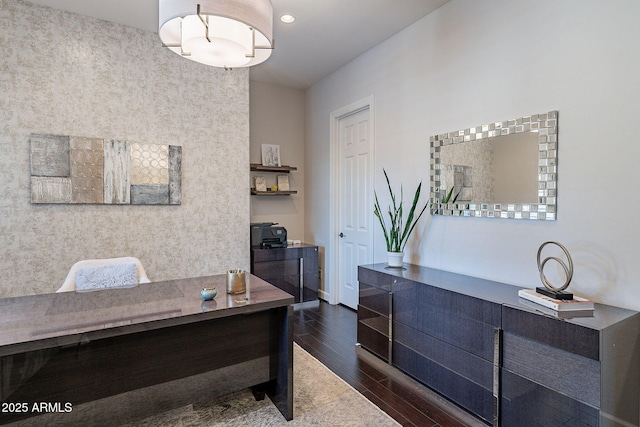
[318,289,331,302]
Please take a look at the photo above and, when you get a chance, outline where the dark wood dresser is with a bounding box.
[251,244,319,303]
[358,263,640,427]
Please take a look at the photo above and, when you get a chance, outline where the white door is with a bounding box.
[337,106,373,309]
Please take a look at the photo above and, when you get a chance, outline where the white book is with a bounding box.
[518,298,594,319]
[518,288,594,312]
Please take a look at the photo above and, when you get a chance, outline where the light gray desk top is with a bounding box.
[0,274,294,356]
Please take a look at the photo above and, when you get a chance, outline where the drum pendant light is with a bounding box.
[159,0,274,68]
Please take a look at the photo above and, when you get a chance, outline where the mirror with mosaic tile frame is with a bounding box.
[429,111,558,220]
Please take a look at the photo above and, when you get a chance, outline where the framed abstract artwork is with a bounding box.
[29,133,182,205]
[261,144,281,167]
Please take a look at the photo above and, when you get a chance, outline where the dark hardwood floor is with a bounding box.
[293,300,484,427]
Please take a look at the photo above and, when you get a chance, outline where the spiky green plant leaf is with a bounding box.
[374,169,428,252]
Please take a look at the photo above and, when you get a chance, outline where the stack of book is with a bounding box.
[518,288,594,313]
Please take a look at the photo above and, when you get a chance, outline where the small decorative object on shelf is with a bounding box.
[277,174,289,191]
[518,241,594,313]
[254,176,267,192]
[536,241,574,300]
[261,144,281,167]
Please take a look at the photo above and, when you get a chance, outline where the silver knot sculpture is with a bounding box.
[537,241,574,292]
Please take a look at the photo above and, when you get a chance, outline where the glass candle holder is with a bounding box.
[226,270,246,294]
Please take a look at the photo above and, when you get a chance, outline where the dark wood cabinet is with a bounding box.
[358,263,640,427]
[251,244,318,303]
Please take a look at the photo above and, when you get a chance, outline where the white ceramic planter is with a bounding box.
[387,251,404,268]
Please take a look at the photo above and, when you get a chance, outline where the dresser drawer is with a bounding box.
[390,278,419,328]
[393,326,495,425]
[502,305,599,360]
[358,305,389,361]
[394,322,494,391]
[501,369,598,427]
[417,286,501,361]
[502,332,600,407]
[358,266,393,291]
[359,282,389,315]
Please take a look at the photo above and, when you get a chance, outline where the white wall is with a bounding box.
[306,0,640,310]
[0,0,250,297]
[250,81,306,241]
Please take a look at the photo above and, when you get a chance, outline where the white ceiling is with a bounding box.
[26,0,449,89]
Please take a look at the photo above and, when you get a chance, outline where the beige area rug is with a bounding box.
[123,344,400,427]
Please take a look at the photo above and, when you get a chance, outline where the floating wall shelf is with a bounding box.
[250,163,298,196]
[250,190,298,196]
[250,163,297,173]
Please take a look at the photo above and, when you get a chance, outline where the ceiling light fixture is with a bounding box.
[280,14,295,24]
[159,0,274,68]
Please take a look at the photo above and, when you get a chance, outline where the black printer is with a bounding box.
[250,222,287,248]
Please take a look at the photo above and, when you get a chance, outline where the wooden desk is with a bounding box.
[0,274,294,425]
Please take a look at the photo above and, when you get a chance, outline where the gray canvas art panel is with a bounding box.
[30,134,70,177]
[131,185,170,205]
[169,145,182,205]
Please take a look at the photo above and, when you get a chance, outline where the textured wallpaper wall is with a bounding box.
[0,0,250,297]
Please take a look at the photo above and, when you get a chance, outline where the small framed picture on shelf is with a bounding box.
[261,144,281,167]
[277,174,289,191]
[254,176,267,192]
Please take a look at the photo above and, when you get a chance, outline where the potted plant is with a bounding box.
[374,169,428,267]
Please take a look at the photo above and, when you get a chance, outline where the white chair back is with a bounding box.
[57,257,150,293]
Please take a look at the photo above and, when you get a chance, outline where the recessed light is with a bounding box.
[280,14,296,24]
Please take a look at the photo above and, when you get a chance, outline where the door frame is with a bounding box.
[327,95,375,305]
